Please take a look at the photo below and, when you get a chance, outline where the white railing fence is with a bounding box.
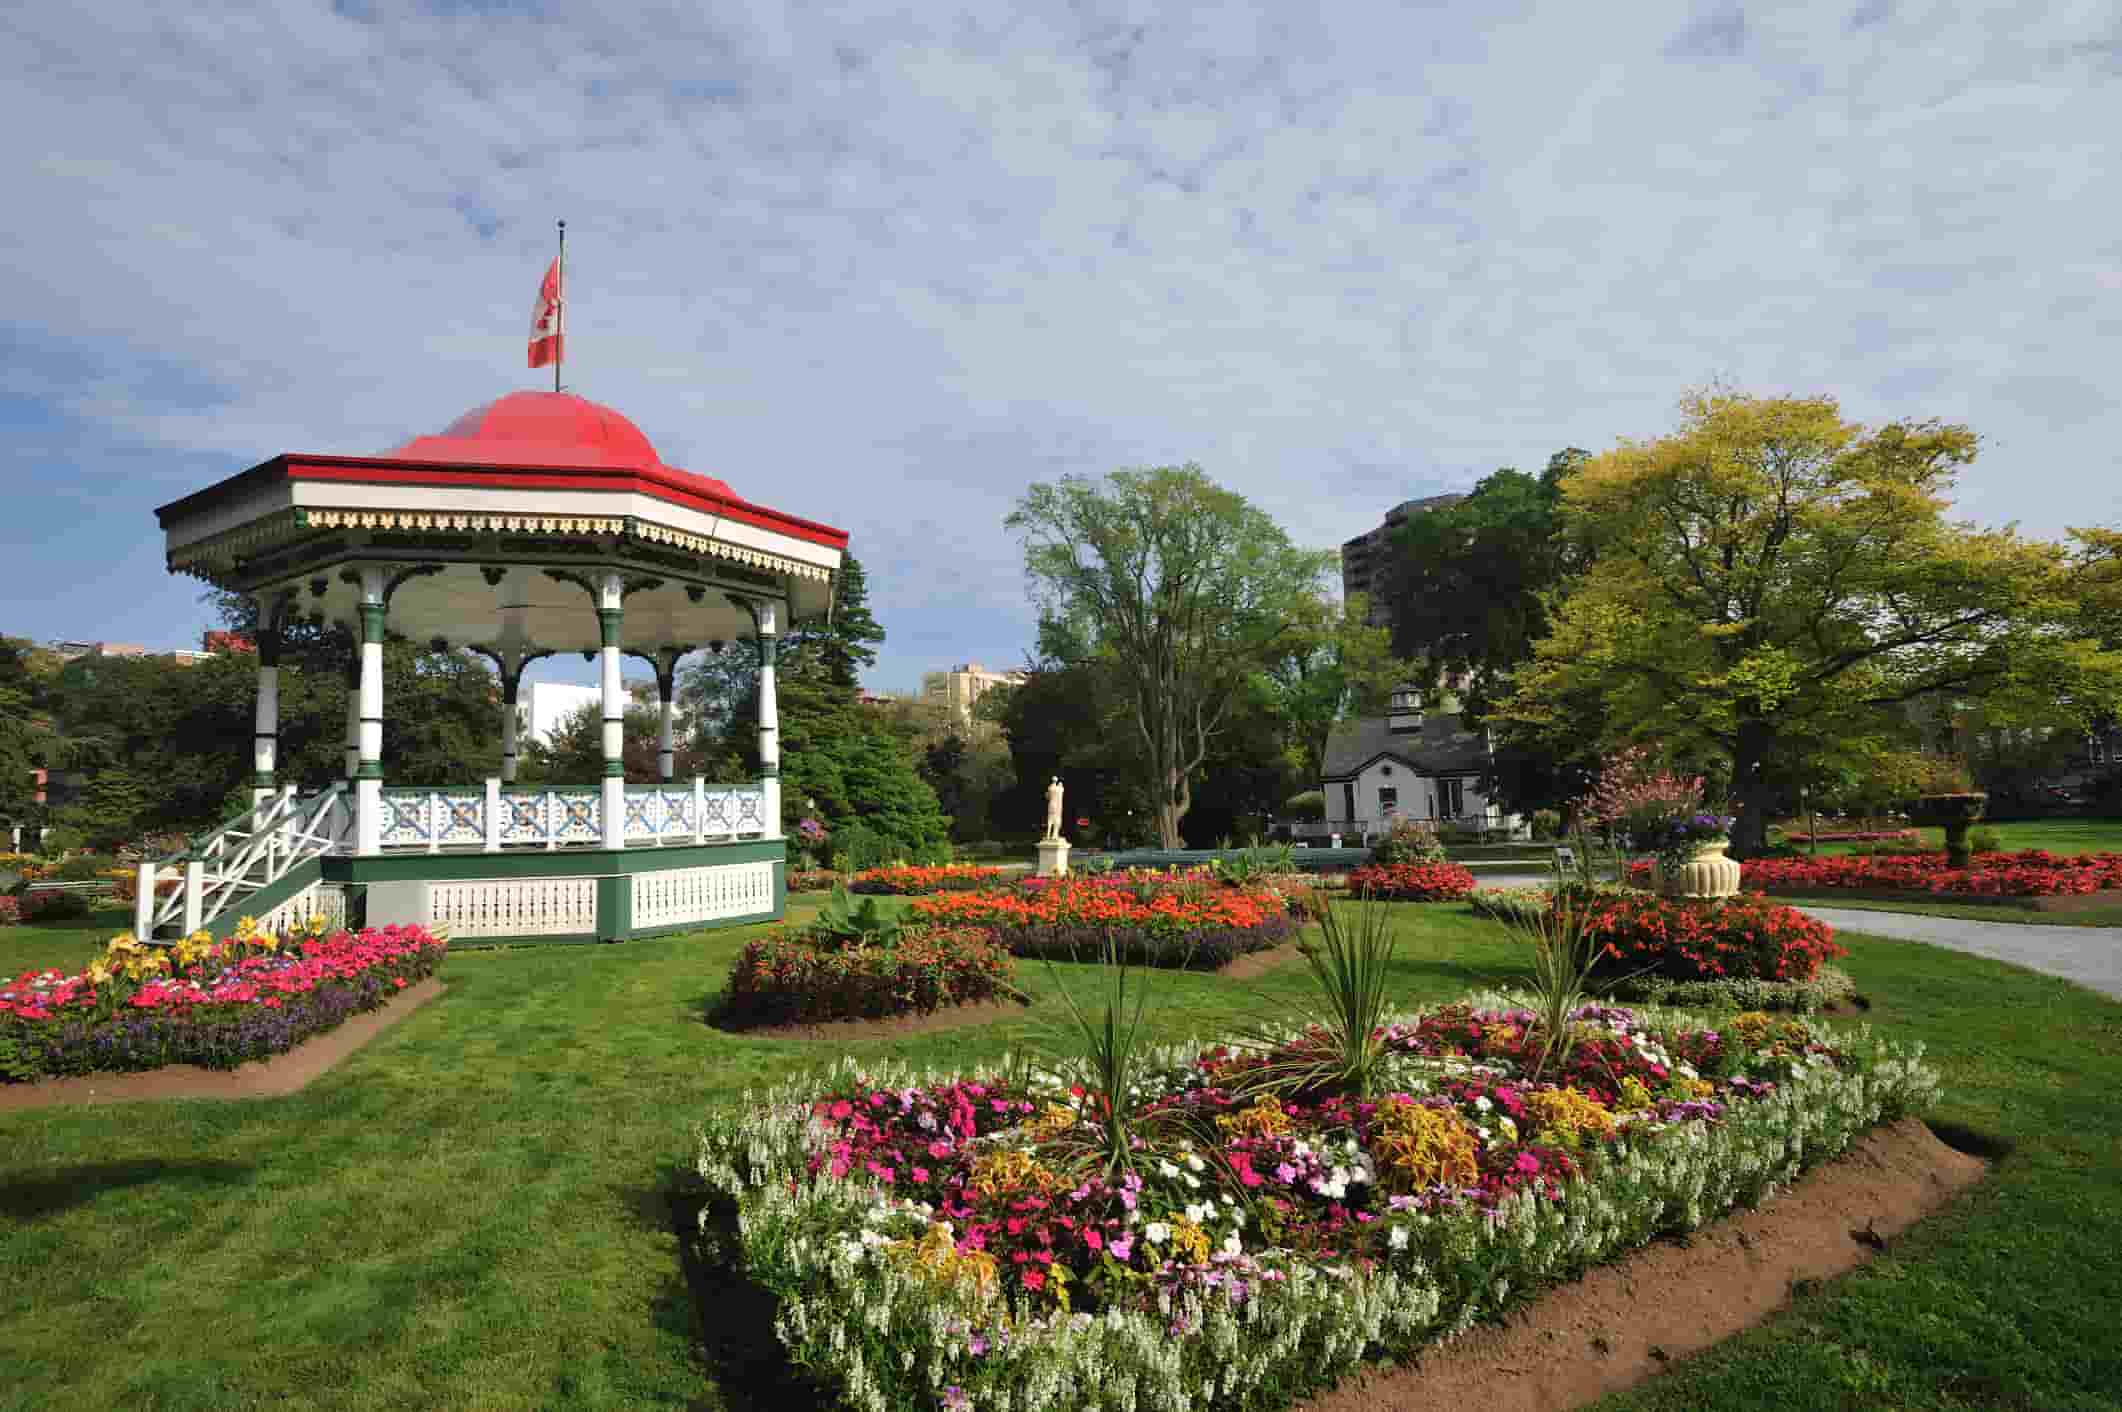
[139,784,351,938]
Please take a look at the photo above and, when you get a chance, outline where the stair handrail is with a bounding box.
[138,783,349,938]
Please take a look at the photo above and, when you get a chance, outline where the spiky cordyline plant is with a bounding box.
[1505,894,1609,1083]
[1229,890,1401,1101]
[1036,930,1169,1180]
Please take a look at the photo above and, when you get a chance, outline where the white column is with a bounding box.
[252,593,282,814]
[657,693,676,783]
[182,857,205,935]
[756,599,781,838]
[134,861,156,938]
[598,572,626,850]
[484,777,502,853]
[355,567,387,857]
[692,775,706,846]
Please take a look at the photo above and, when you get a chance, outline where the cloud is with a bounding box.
[2,0,2119,690]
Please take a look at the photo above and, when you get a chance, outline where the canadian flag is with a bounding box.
[528,257,563,369]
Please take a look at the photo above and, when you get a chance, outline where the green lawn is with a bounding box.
[1792,816,2122,857]
[2,905,134,975]
[3,900,2119,1411]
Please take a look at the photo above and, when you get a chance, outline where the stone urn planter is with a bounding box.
[1908,792,1988,867]
[1652,839,1742,899]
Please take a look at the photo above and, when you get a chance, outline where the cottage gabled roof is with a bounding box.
[1321,713,1491,780]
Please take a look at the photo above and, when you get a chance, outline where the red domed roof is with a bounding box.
[387,390,735,498]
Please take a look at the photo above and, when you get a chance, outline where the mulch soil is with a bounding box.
[1298,1116,1986,1412]
[0,977,446,1111]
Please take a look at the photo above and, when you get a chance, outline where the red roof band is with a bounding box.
[154,390,849,551]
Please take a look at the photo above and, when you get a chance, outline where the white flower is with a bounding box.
[1221,1233,1242,1256]
[1158,1160,1181,1179]
[1185,1202,1209,1224]
[1474,1096,1493,1113]
[1185,1153,1205,1172]
[1146,1222,1171,1245]
[1388,1225,1409,1251]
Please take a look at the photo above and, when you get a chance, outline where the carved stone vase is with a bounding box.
[1652,839,1742,899]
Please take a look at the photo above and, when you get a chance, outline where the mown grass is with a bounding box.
[2,898,2118,1411]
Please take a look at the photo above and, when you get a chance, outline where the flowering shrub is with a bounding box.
[1343,862,1478,902]
[0,918,446,1082]
[911,876,1299,968]
[696,996,1939,1411]
[1579,891,1845,983]
[851,865,1008,896]
[0,895,18,926]
[1742,849,2122,897]
[720,925,1020,1027]
[18,889,93,923]
[1368,818,1445,865]
[1578,745,1709,844]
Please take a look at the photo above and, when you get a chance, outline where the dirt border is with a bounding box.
[712,997,1034,1042]
[1218,941,1303,981]
[1298,1116,1985,1412]
[0,977,446,1111]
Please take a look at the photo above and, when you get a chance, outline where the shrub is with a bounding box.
[0,921,446,1082]
[51,854,122,882]
[850,864,1004,896]
[1530,808,1563,841]
[787,868,840,893]
[1578,892,1845,983]
[1344,862,1478,901]
[1369,818,1446,865]
[1284,789,1326,821]
[0,896,18,926]
[719,925,1018,1027]
[912,876,1299,968]
[20,889,92,923]
[1610,964,1858,1015]
[1967,826,2003,856]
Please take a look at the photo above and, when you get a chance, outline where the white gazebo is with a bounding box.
[137,390,846,945]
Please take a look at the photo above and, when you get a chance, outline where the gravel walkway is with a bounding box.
[1790,905,2122,1001]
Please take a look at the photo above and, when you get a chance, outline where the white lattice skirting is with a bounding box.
[257,881,347,936]
[429,878,600,938]
[631,862,775,931]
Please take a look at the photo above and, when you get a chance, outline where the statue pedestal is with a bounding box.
[1036,837,1071,879]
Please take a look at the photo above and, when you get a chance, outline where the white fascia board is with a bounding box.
[164,484,298,551]
[284,479,842,571]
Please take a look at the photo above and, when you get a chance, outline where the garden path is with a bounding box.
[1790,905,2122,1001]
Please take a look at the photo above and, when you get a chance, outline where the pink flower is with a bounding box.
[1514,1152,1541,1174]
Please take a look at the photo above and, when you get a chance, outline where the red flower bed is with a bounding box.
[0,923,446,1082]
[1343,862,1478,901]
[721,925,1018,1027]
[1742,849,2122,897]
[850,864,1008,896]
[1578,892,1844,983]
[912,876,1298,967]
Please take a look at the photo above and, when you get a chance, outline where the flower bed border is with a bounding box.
[0,976,444,1110]
[981,913,1301,969]
[694,1001,1939,1412]
[1599,964,1859,1015]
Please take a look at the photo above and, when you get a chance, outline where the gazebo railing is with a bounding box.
[373,779,769,852]
[140,783,352,937]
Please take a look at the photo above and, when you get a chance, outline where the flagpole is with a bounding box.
[555,220,566,394]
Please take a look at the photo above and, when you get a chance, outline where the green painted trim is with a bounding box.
[358,762,384,780]
[758,636,779,668]
[322,838,786,884]
[193,856,325,941]
[358,601,386,643]
[597,872,628,940]
[603,760,624,777]
[253,772,275,788]
[597,609,623,648]
[625,908,777,942]
[759,763,780,777]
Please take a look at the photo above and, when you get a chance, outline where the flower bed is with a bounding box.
[1581,891,1844,984]
[695,997,1939,1411]
[1742,849,2122,897]
[721,925,1019,1028]
[911,876,1300,969]
[1615,965,1858,1015]
[0,920,447,1082]
[1343,861,1478,901]
[789,868,842,894]
[851,864,1009,896]
[0,896,19,926]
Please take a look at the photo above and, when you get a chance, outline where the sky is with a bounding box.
[3,0,2119,694]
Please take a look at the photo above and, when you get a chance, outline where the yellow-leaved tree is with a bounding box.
[1498,389,2122,854]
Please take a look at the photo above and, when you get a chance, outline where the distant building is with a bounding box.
[49,640,149,661]
[523,681,603,747]
[1303,679,1522,844]
[1338,493,1466,630]
[920,662,1025,725]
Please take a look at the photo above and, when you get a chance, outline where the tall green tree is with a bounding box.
[1248,592,1405,783]
[1007,466,1332,848]
[1499,389,2122,853]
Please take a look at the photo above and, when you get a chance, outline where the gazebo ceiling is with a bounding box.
[154,389,848,627]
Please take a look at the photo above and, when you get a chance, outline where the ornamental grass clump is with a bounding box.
[1231,892,1401,1100]
[1505,895,1610,1084]
[1038,932,1167,1179]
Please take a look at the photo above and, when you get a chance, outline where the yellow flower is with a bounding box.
[883,1222,998,1296]
[86,960,113,986]
[1371,1098,1480,1189]
[1727,1012,1775,1051]
[1215,1094,1295,1141]
[1522,1087,1618,1148]
[1167,1217,1211,1264]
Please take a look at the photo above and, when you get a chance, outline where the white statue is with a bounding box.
[1044,775,1065,841]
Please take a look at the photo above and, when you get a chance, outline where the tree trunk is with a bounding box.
[1157,766,1191,849]
[1728,719,1774,858]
